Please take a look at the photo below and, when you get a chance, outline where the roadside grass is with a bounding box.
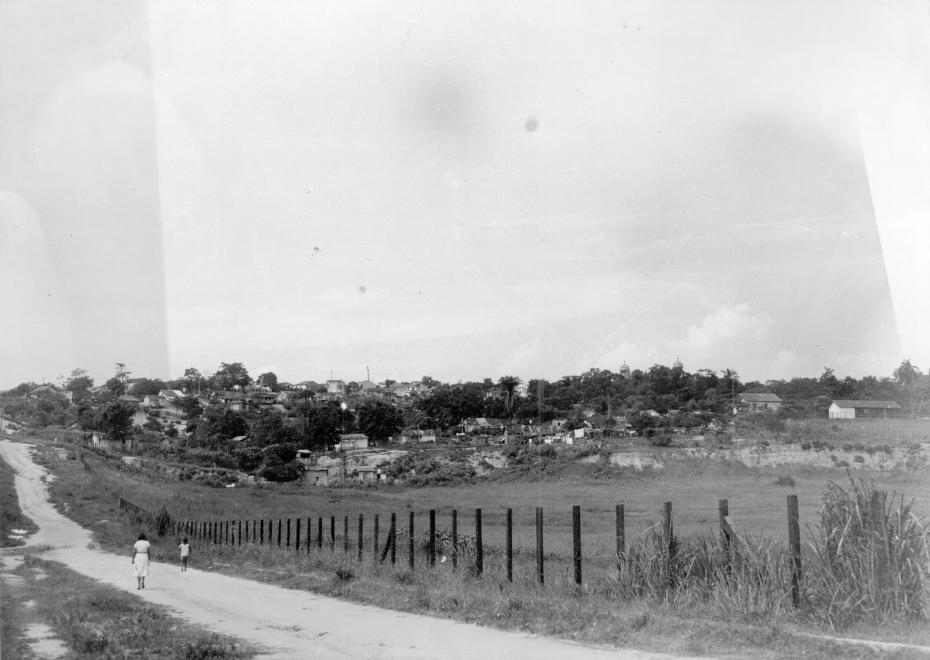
[0,559,31,660]
[29,436,930,659]
[7,554,255,659]
[0,452,37,547]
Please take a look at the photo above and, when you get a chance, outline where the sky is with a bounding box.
[1,1,928,389]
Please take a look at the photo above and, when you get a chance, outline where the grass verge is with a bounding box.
[5,554,255,659]
[0,452,38,547]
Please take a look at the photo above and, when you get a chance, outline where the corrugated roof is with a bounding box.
[832,400,901,409]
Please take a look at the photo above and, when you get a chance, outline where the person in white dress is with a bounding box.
[132,532,151,589]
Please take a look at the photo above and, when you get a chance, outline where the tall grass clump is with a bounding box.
[804,476,930,628]
[617,523,794,624]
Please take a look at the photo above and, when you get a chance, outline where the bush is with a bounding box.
[258,463,300,482]
[774,474,796,487]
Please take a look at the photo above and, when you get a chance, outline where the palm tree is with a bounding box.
[894,359,920,418]
[498,375,522,422]
[720,368,740,413]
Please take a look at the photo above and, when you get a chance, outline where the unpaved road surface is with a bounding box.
[0,440,709,659]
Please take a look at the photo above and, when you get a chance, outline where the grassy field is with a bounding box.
[24,420,930,659]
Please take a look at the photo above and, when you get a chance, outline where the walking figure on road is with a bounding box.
[132,532,151,589]
[178,537,191,572]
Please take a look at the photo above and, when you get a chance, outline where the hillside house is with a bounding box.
[739,392,782,412]
[140,394,162,409]
[353,465,378,484]
[394,428,437,444]
[337,433,369,450]
[326,380,346,395]
[828,400,902,419]
[301,467,330,486]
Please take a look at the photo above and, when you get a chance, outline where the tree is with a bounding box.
[895,359,920,418]
[98,401,135,443]
[3,382,37,397]
[104,377,126,397]
[129,379,167,396]
[249,410,296,447]
[720,368,740,412]
[498,375,522,420]
[256,372,278,391]
[194,404,249,449]
[176,396,203,422]
[114,362,131,385]
[213,362,251,391]
[357,401,404,444]
[64,368,94,403]
[183,367,202,394]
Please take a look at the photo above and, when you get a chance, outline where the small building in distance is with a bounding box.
[828,400,902,419]
[738,392,783,412]
[337,433,369,450]
[301,467,330,486]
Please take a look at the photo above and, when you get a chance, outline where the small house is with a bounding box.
[354,465,377,484]
[301,467,330,486]
[828,400,902,419]
[337,433,369,450]
[739,392,782,412]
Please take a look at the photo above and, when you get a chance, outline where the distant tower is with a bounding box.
[619,362,631,378]
[672,356,683,370]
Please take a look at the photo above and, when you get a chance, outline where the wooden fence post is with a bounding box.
[330,516,335,551]
[408,511,415,570]
[260,520,264,545]
[871,490,889,603]
[225,521,229,545]
[451,510,458,569]
[663,501,675,586]
[306,517,311,552]
[238,520,242,546]
[344,515,350,554]
[616,504,625,581]
[719,499,732,573]
[317,517,323,550]
[506,508,513,582]
[573,505,582,586]
[428,510,436,567]
[373,514,379,562]
[536,506,544,585]
[296,518,301,552]
[358,514,364,561]
[475,508,483,577]
[390,513,397,565]
[287,518,291,548]
[787,494,802,607]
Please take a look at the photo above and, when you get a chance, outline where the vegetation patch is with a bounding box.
[0,452,37,547]
[10,555,254,659]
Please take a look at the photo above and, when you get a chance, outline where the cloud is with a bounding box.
[496,338,543,377]
[684,303,772,352]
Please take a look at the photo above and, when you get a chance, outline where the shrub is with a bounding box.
[853,455,865,463]
[774,474,796,487]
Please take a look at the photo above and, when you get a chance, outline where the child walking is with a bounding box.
[178,537,191,572]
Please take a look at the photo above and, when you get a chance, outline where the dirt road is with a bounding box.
[0,440,710,659]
